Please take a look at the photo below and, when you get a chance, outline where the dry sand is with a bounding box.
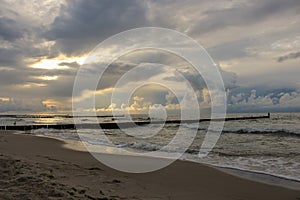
[0,131,299,200]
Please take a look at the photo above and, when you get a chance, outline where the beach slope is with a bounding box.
[0,131,299,200]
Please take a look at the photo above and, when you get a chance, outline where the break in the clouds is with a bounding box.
[0,0,299,112]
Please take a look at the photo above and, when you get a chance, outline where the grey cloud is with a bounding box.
[0,1,66,69]
[98,62,165,90]
[120,50,238,91]
[0,66,77,87]
[163,66,238,90]
[76,49,176,93]
[222,70,238,90]
[190,0,300,36]
[58,61,80,68]
[46,0,149,56]
[208,38,256,61]
[147,0,300,63]
[277,51,300,62]
[0,69,29,85]
[62,61,151,98]
[163,64,238,103]
[238,66,300,90]
[0,0,298,113]
[0,16,25,41]
[0,98,48,113]
[46,76,76,98]
[0,6,58,67]
[0,48,23,66]
[31,68,77,77]
[0,65,79,101]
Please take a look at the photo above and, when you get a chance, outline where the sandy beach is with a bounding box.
[0,131,299,200]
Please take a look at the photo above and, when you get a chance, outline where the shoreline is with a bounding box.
[1,130,300,199]
[32,131,300,190]
[216,165,300,191]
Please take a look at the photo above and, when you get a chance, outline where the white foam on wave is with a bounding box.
[32,128,80,141]
[181,153,300,184]
[182,122,300,135]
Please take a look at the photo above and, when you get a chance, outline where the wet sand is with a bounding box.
[1,131,300,200]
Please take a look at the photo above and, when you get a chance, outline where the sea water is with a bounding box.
[1,113,299,182]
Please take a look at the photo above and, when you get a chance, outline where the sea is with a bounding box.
[1,112,300,184]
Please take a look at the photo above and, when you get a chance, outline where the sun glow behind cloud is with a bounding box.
[42,99,63,108]
[34,75,59,81]
[29,55,86,70]
[0,97,9,102]
[18,83,47,88]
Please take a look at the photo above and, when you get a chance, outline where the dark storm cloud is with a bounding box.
[277,51,300,62]
[0,16,25,41]
[46,0,149,56]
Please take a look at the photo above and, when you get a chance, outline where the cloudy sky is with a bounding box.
[0,0,299,113]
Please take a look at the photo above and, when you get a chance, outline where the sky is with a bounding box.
[0,0,299,113]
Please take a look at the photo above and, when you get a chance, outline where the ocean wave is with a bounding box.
[181,154,300,184]
[121,142,161,151]
[195,161,300,184]
[182,124,300,135]
[221,128,300,135]
[32,128,80,141]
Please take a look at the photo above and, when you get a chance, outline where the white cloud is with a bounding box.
[229,89,300,112]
